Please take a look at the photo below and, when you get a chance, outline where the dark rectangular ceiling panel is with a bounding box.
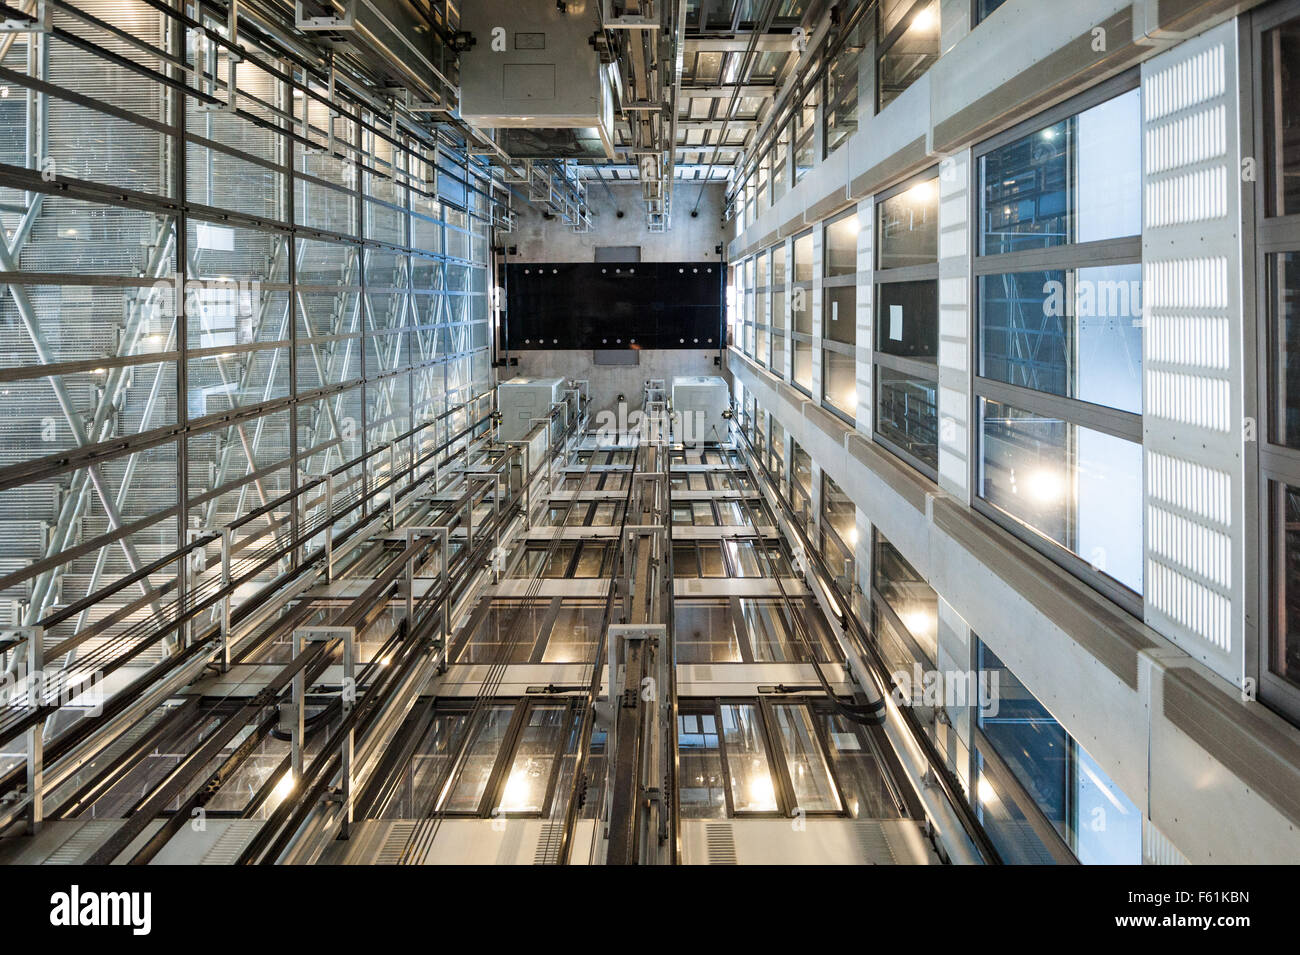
[505,262,723,349]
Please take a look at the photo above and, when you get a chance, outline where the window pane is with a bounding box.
[876,280,937,359]
[496,703,569,814]
[878,177,938,269]
[978,266,1142,414]
[675,601,742,663]
[974,749,1062,864]
[542,604,602,663]
[771,704,842,812]
[823,348,857,418]
[873,531,938,664]
[825,213,859,276]
[1073,745,1142,864]
[824,285,856,345]
[876,369,938,469]
[721,703,779,813]
[440,704,514,813]
[819,711,900,818]
[457,603,545,663]
[975,0,1009,22]
[877,0,939,111]
[793,231,814,282]
[979,398,1143,592]
[979,89,1141,254]
[793,337,812,391]
[1274,482,1300,689]
[977,642,1067,828]
[678,711,728,817]
[1265,16,1300,216]
[1273,253,1300,446]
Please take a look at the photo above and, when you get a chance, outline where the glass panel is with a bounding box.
[699,542,727,576]
[541,604,602,663]
[873,531,937,664]
[793,338,813,390]
[978,398,1143,593]
[673,542,700,578]
[739,598,825,662]
[819,712,899,818]
[875,280,937,360]
[1274,481,1300,688]
[825,213,859,277]
[678,711,727,817]
[721,703,780,813]
[457,603,546,663]
[1265,16,1300,216]
[877,0,939,111]
[1073,745,1142,864]
[824,286,856,345]
[975,0,1009,22]
[823,348,857,418]
[822,474,856,544]
[771,704,842,812]
[974,749,1062,864]
[439,704,514,813]
[496,703,568,814]
[793,231,814,282]
[979,89,1141,255]
[878,177,938,269]
[876,369,938,469]
[978,267,1143,414]
[1273,253,1300,446]
[572,542,608,577]
[977,642,1067,828]
[675,601,743,663]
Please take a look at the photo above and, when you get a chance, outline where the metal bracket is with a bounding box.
[295,0,357,31]
[0,0,51,34]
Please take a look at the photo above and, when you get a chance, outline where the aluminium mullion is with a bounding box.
[973,375,1143,444]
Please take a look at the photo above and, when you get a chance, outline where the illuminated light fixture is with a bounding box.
[848,527,859,546]
[1026,467,1064,503]
[499,767,535,813]
[910,4,937,32]
[747,769,777,811]
[845,389,858,408]
[274,771,295,801]
[977,776,996,805]
[901,609,935,637]
[904,179,937,205]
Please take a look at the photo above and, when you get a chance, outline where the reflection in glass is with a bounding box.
[721,704,779,813]
[675,601,742,663]
[771,704,841,812]
[877,0,939,111]
[823,348,857,419]
[878,177,938,269]
[1264,17,1300,216]
[678,711,727,817]
[876,280,937,359]
[1274,253,1300,446]
[978,398,1143,592]
[439,704,514,812]
[496,703,568,814]
[825,213,859,276]
[978,267,1142,414]
[979,89,1141,254]
[876,370,938,469]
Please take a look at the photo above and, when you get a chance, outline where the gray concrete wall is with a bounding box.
[501,183,730,415]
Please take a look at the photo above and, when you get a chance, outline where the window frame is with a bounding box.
[969,71,1146,617]
[1252,0,1300,723]
[678,697,877,819]
[873,165,942,479]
